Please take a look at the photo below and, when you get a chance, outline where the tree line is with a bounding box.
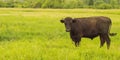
[0,0,120,9]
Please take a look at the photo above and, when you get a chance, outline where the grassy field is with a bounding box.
[0,8,120,60]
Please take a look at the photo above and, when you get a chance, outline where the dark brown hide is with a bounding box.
[60,16,116,49]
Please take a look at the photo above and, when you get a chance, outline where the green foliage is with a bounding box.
[0,1,6,7]
[0,0,120,9]
[94,2,112,9]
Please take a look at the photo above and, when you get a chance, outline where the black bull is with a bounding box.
[60,16,116,49]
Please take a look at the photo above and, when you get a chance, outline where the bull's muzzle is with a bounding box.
[66,29,70,32]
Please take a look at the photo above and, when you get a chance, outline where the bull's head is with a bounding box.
[60,17,76,32]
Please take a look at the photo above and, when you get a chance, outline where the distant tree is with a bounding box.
[22,0,36,8]
[118,0,120,4]
[41,0,52,8]
[33,0,44,8]
[93,0,113,9]
[103,0,110,3]
[88,0,94,5]
[6,1,14,7]
[52,0,64,8]
[77,0,84,8]
[0,1,6,7]
[62,0,78,8]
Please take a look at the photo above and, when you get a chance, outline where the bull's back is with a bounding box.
[96,16,111,34]
[76,16,111,38]
[77,16,111,30]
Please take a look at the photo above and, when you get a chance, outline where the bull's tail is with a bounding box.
[109,33,117,36]
[108,19,117,36]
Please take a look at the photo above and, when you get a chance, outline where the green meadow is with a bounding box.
[0,8,120,60]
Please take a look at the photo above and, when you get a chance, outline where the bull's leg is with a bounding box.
[100,35,105,48]
[75,41,78,47]
[105,35,111,49]
[70,32,81,47]
[75,38,81,47]
[77,39,81,46]
[72,36,81,47]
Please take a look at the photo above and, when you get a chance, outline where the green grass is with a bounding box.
[0,8,120,60]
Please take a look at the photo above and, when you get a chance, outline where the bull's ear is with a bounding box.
[72,20,77,23]
[60,20,64,23]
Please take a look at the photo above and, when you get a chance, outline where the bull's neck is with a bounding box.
[71,23,79,32]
